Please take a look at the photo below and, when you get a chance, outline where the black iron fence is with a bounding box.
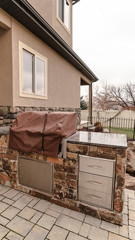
[88,117,135,140]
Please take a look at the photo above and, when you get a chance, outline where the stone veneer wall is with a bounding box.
[0,134,127,225]
[53,143,127,225]
[0,106,81,126]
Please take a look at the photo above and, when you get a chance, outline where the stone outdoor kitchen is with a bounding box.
[0,111,127,226]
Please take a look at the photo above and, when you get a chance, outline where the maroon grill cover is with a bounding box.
[9,111,76,158]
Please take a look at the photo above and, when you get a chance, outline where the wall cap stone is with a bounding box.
[0,126,10,135]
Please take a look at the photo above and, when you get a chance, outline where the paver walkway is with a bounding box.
[0,184,135,240]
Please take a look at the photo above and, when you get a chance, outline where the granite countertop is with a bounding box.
[67,131,127,148]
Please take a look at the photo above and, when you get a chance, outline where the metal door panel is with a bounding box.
[18,157,53,194]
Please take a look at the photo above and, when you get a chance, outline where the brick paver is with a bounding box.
[108,232,129,240]
[47,225,68,240]
[129,226,135,240]
[84,215,101,227]
[30,211,43,224]
[79,223,91,238]
[0,184,135,239]
[37,214,56,230]
[101,220,120,234]
[88,226,108,240]
[24,225,48,240]
[6,231,23,240]
[12,195,33,210]
[0,225,9,239]
[67,232,87,240]
[0,202,9,213]
[69,210,85,221]
[119,224,129,238]
[3,189,19,199]
[129,198,135,211]
[0,215,9,226]
[56,214,82,233]
[7,216,34,237]
[2,206,20,220]
[33,199,51,212]
[18,207,37,220]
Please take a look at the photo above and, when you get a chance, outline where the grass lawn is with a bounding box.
[109,127,134,140]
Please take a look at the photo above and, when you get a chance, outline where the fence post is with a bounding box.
[133,120,135,140]
[109,118,112,132]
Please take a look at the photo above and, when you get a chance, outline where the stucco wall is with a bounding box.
[27,0,52,26]
[27,0,72,47]
[11,18,85,108]
[52,0,72,47]
[0,27,12,106]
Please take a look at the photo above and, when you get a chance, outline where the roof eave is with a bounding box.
[72,0,80,5]
[0,0,98,83]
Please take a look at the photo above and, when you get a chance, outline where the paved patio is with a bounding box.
[0,185,135,240]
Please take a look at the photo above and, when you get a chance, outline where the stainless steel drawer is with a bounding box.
[79,155,115,177]
[79,186,112,209]
[79,172,113,194]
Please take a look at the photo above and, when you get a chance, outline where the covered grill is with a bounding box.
[9,111,77,158]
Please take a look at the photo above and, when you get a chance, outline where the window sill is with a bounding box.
[20,92,47,100]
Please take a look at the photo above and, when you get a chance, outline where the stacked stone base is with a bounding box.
[0,106,80,126]
[0,133,126,225]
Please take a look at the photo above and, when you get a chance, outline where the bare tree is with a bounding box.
[110,83,135,109]
[93,83,116,110]
[93,82,135,110]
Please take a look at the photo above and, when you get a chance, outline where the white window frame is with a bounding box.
[19,42,48,99]
[57,0,71,32]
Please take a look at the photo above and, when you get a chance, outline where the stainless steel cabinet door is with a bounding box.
[18,157,53,194]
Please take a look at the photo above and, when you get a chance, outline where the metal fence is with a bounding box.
[88,117,135,140]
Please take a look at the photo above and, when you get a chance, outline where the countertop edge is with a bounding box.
[67,139,127,149]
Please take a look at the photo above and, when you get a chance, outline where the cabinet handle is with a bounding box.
[87,194,102,200]
[86,179,102,185]
[87,164,103,169]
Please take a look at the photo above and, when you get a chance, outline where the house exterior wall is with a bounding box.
[52,0,72,47]
[27,0,52,26]
[0,8,92,126]
[11,18,84,109]
[27,0,72,47]
[0,27,12,106]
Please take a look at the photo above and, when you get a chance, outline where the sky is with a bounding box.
[73,0,135,96]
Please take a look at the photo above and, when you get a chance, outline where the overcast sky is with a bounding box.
[73,0,135,95]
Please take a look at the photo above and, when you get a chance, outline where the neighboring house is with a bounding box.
[0,0,98,125]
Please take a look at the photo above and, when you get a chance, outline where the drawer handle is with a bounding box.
[87,194,102,200]
[86,179,102,185]
[87,164,103,169]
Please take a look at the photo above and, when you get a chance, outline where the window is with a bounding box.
[58,0,71,30]
[20,42,47,98]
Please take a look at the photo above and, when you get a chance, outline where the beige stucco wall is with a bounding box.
[52,0,72,47]
[11,18,88,108]
[27,0,72,47]
[0,27,12,106]
[0,9,11,29]
[27,0,52,26]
